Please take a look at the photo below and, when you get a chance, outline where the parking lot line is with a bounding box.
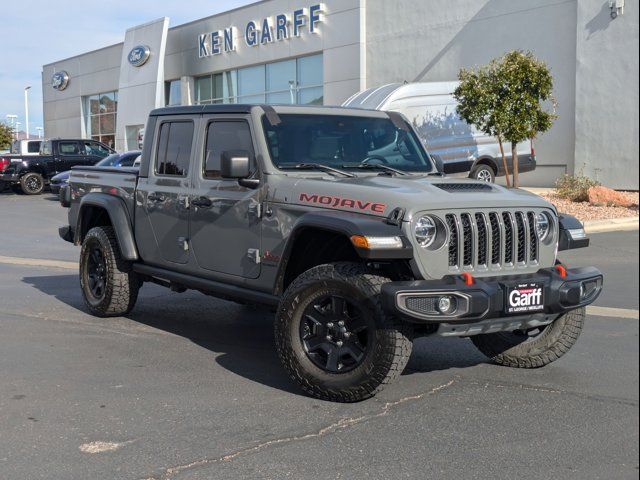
[587,306,639,320]
[0,255,77,270]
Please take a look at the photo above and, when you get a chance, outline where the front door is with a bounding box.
[189,118,262,279]
[134,119,195,266]
[55,140,85,173]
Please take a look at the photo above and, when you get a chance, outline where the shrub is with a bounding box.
[555,174,600,202]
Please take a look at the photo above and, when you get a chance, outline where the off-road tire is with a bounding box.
[471,307,585,368]
[20,172,45,195]
[80,226,141,317]
[470,164,495,183]
[275,262,413,402]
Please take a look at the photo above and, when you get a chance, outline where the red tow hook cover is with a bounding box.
[461,272,474,286]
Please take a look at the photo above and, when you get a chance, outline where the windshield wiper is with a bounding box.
[280,163,356,178]
[343,163,409,176]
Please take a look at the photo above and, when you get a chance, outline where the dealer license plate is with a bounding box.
[505,283,545,314]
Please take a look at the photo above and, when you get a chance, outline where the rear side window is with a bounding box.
[58,142,81,155]
[204,121,254,179]
[155,121,194,176]
[41,141,52,155]
[84,141,111,157]
[27,141,41,153]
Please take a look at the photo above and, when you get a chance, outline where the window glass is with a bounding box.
[297,54,323,88]
[156,122,194,176]
[267,60,296,94]
[165,80,182,106]
[238,65,265,97]
[84,141,111,157]
[118,154,138,167]
[96,153,120,167]
[41,141,52,155]
[100,92,116,113]
[262,114,433,172]
[204,121,254,179]
[84,91,118,146]
[196,76,212,103]
[298,86,324,105]
[27,141,41,153]
[59,142,80,155]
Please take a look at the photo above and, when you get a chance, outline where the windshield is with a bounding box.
[263,114,434,173]
[96,153,121,167]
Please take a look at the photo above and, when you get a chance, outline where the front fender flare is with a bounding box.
[75,193,139,261]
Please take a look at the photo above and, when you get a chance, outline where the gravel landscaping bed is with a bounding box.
[541,192,639,222]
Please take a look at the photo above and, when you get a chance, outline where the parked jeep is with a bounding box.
[60,105,603,402]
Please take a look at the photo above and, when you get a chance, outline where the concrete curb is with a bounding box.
[583,217,639,234]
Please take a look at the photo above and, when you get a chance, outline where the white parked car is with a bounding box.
[343,82,536,182]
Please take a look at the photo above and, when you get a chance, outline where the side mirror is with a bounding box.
[431,154,445,175]
[221,150,252,179]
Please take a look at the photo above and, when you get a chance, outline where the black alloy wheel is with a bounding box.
[86,244,107,302]
[299,294,373,373]
[20,172,45,194]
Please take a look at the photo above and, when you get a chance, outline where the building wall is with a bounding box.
[365,0,579,187]
[574,0,639,190]
[42,44,122,140]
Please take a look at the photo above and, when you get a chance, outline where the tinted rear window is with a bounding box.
[155,121,194,176]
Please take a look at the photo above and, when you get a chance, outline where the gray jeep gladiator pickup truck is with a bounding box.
[60,104,603,402]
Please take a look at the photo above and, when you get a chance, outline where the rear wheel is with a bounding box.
[80,226,141,317]
[275,262,413,402]
[471,308,585,368]
[20,172,45,195]
[470,164,495,183]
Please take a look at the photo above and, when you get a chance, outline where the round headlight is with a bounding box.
[415,216,437,248]
[535,212,551,241]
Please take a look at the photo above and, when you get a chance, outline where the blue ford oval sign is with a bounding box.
[128,45,151,67]
[51,71,70,91]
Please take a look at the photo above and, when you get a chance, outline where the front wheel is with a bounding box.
[275,262,413,402]
[471,308,585,368]
[80,226,141,317]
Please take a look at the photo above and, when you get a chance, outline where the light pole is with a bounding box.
[15,122,22,140]
[36,127,44,139]
[24,86,31,138]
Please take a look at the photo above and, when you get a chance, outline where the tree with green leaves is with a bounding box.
[454,51,557,188]
[0,122,13,150]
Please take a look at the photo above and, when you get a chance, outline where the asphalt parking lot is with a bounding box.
[1,191,638,480]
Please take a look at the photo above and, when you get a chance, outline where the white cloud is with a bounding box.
[0,0,252,134]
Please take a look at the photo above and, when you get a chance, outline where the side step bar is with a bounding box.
[132,264,280,307]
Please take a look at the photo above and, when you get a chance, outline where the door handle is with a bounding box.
[148,192,166,203]
[191,196,213,208]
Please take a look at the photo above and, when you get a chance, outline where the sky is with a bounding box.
[0,0,254,135]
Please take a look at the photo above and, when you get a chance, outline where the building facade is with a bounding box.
[42,0,639,189]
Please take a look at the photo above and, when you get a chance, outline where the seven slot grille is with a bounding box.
[445,211,540,270]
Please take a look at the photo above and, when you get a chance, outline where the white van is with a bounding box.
[342,82,536,182]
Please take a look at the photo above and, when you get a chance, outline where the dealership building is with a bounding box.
[42,0,638,189]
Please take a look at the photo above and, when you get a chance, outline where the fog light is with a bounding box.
[437,296,457,315]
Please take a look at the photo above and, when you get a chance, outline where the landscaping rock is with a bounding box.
[588,186,636,208]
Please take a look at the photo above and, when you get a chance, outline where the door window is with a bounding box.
[83,141,111,157]
[203,121,254,179]
[58,142,81,155]
[155,121,194,176]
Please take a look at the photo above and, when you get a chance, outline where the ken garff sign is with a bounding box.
[51,71,70,91]
[128,45,151,67]
[198,4,323,59]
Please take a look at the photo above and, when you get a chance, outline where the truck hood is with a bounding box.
[272,174,554,219]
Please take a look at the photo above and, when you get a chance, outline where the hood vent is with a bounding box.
[433,183,494,192]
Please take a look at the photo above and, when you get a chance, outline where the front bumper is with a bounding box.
[382,266,603,329]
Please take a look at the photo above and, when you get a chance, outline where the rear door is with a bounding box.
[189,117,262,279]
[135,118,196,266]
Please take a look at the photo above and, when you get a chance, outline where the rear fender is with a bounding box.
[75,193,139,260]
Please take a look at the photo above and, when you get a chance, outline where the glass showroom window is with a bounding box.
[84,91,117,148]
[165,80,182,106]
[194,54,323,106]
